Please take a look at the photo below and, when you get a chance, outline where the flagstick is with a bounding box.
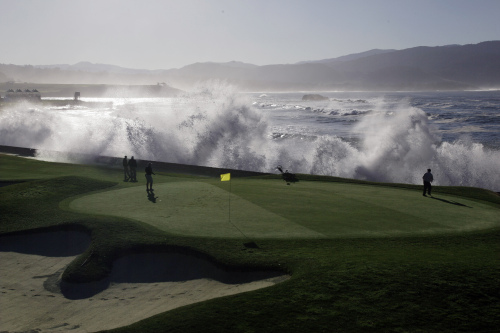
[229,179,232,222]
[221,173,258,249]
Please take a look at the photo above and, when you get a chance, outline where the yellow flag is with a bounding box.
[220,173,231,181]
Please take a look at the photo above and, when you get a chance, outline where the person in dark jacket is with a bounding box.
[122,156,129,181]
[128,156,137,182]
[145,162,155,191]
[422,169,434,196]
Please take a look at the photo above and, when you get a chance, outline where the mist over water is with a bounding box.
[1,82,499,191]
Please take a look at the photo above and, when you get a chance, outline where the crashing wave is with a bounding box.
[0,82,499,190]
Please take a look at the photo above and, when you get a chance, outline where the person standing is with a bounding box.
[422,168,434,196]
[145,162,155,191]
[122,156,129,181]
[128,156,137,182]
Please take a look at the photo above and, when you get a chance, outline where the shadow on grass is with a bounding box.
[0,180,27,188]
[147,190,157,203]
[0,230,91,256]
[61,252,286,299]
[430,196,472,208]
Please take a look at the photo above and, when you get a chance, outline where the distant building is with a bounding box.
[4,88,41,102]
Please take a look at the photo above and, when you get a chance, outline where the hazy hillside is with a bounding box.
[329,41,500,88]
[1,41,499,91]
[160,41,500,90]
[36,61,164,75]
[0,63,162,85]
[296,49,397,65]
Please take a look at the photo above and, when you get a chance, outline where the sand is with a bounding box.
[0,231,289,333]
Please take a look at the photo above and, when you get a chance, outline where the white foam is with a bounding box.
[1,83,499,191]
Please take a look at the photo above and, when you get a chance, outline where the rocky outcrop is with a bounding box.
[302,94,329,101]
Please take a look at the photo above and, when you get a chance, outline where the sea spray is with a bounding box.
[167,81,269,170]
[1,83,499,191]
[351,100,441,183]
[436,138,500,190]
[304,99,500,189]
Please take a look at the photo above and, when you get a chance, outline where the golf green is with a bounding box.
[69,178,500,239]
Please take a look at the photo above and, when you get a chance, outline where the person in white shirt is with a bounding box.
[422,169,434,196]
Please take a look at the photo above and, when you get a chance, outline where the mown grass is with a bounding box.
[69,178,500,239]
[1,153,499,333]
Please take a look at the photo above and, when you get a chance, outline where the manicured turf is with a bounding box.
[70,179,500,238]
[1,153,499,333]
[70,181,320,239]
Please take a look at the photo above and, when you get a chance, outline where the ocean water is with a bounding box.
[1,82,499,191]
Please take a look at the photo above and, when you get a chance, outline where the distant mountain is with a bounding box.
[163,41,500,90]
[35,61,162,75]
[296,49,397,65]
[328,41,500,88]
[163,61,257,79]
[35,61,256,75]
[212,61,258,68]
[0,62,164,86]
[1,41,499,91]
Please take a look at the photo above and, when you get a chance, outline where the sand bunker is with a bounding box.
[0,231,289,333]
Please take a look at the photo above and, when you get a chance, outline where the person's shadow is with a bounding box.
[430,196,472,208]
[147,190,157,203]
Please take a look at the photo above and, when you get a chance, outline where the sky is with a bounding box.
[1,0,499,70]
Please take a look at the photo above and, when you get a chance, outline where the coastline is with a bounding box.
[0,144,268,178]
[0,98,113,109]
